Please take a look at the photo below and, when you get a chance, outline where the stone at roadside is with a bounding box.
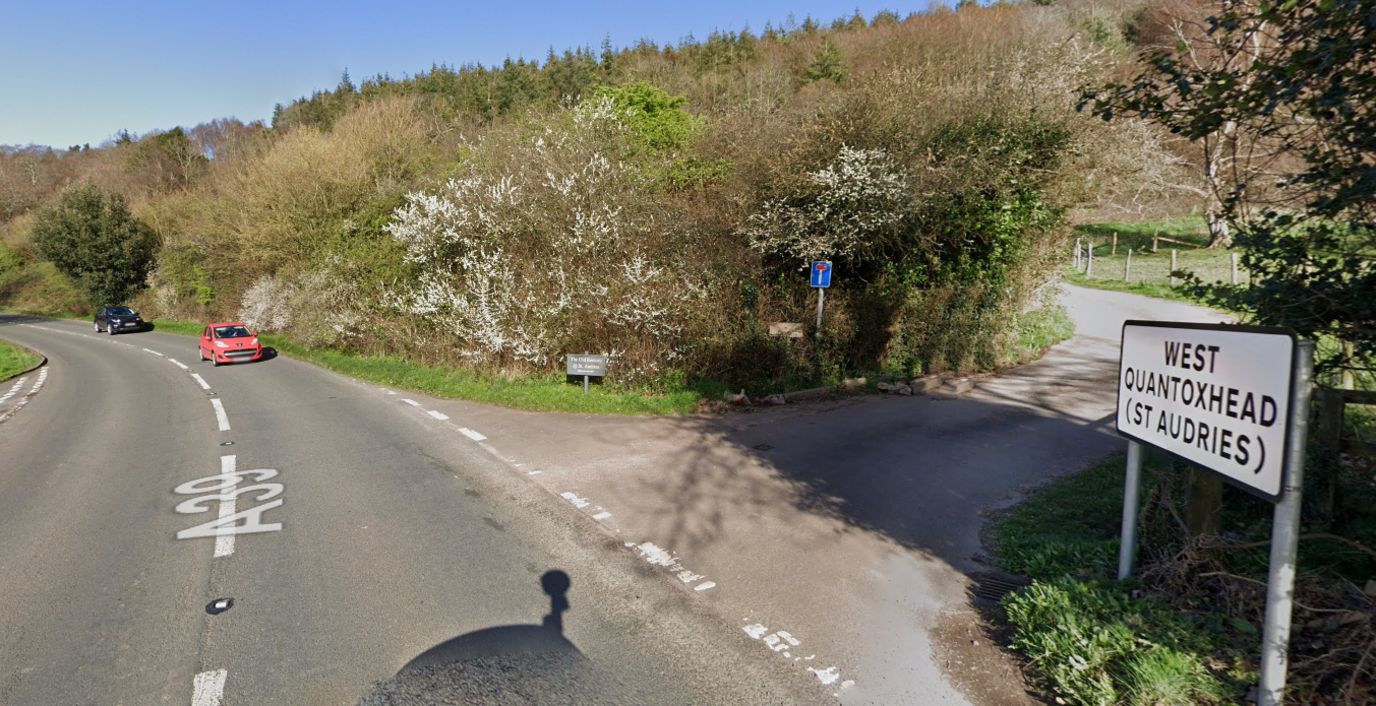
[877,382,894,391]
[943,377,976,394]
[842,377,867,390]
[908,376,943,394]
[895,384,912,395]
[761,394,787,406]
[1365,580,1376,598]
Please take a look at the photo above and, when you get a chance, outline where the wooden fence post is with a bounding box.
[1231,253,1239,285]
[1112,232,1118,256]
[1170,249,1178,285]
[1125,249,1132,281]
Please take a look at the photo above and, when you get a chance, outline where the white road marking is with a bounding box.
[592,511,612,521]
[0,377,26,404]
[560,492,590,509]
[400,399,419,406]
[0,369,48,424]
[191,373,211,390]
[635,542,676,566]
[694,581,716,591]
[527,470,542,475]
[174,458,284,544]
[427,410,449,420]
[210,398,231,431]
[141,347,164,356]
[190,669,227,706]
[458,428,487,441]
[807,665,841,685]
[743,620,847,689]
[170,359,189,370]
[214,456,237,557]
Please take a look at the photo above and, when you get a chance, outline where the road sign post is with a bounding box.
[1114,321,1311,705]
[810,261,832,339]
[566,352,607,394]
[1259,340,1313,706]
[1117,440,1143,581]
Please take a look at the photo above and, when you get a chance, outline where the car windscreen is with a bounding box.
[214,326,253,339]
[107,307,136,316]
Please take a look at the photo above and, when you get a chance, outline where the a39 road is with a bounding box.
[0,315,823,705]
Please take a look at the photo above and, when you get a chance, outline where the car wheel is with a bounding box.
[212,356,220,367]
[108,326,116,336]
[94,323,100,332]
[199,348,206,362]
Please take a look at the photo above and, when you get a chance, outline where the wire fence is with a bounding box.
[1070,235,1249,286]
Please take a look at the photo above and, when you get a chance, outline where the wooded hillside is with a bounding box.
[0,0,1215,391]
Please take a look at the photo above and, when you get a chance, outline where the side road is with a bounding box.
[384,284,1232,705]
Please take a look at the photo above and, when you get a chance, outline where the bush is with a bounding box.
[30,181,158,305]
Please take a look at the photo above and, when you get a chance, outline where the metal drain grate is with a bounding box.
[974,572,1032,601]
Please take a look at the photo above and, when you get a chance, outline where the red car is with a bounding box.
[198,322,263,366]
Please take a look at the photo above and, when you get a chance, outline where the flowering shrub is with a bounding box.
[740,145,910,265]
[382,97,701,383]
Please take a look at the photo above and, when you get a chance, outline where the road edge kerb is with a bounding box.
[0,345,47,384]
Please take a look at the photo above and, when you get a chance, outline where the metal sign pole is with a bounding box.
[583,351,589,394]
[815,288,825,338]
[1258,341,1314,706]
[1117,440,1144,580]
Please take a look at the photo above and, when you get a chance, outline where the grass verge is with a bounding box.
[1062,269,1215,307]
[149,320,703,415]
[991,451,1376,705]
[991,455,1254,705]
[0,339,41,381]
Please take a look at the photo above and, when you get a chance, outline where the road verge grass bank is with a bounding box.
[150,320,703,414]
[990,452,1376,705]
[0,339,41,381]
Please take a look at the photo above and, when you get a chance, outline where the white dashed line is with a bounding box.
[190,669,227,706]
[0,377,26,404]
[560,492,590,508]
[458,428,487,441]
[742,620,850,690]
[141,347,164,356]
[0,369,48,424]
[592,511,612,521]
[214,455,237,557]
[170,359,189,370]
[400,399,419,406]
[695,581,716,591]
[190,373,211,390]
[427,410,449,420]
[210,398,231,431]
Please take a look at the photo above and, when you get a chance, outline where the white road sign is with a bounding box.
[1117,321,1296,499]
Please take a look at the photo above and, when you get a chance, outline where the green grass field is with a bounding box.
[1071,216,1247,288]
[0,339,40,381]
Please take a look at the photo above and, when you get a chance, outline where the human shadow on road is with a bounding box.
[357,570,646,706]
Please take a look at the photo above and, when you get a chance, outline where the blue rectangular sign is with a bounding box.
[810,261,833,288]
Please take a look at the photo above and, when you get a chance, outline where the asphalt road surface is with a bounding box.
[0,315,825,706]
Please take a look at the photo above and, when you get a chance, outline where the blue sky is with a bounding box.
[3,1,941,149]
